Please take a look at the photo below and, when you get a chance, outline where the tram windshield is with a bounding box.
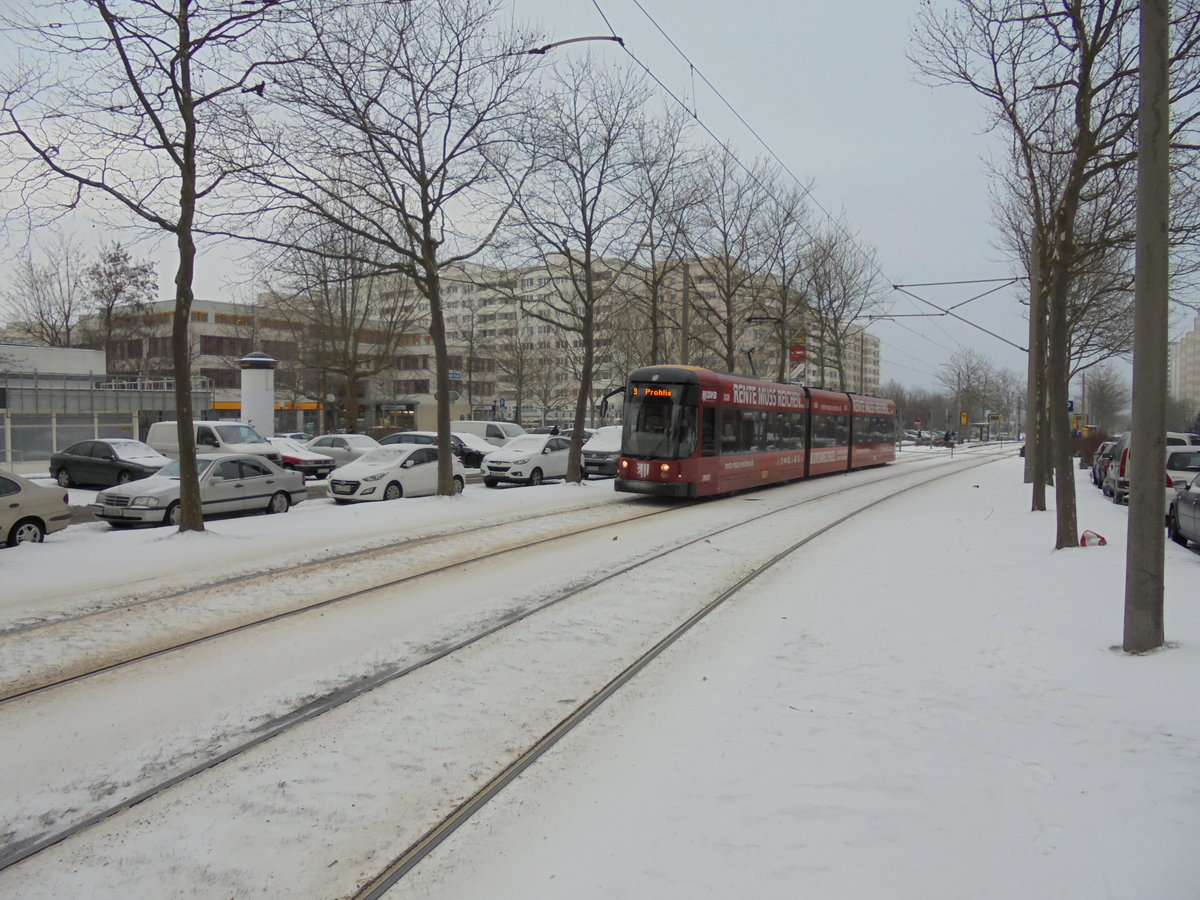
[623,381,699,459]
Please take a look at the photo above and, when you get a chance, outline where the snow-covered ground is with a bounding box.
[1,448,1197,898]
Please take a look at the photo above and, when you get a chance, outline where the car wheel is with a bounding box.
[483,477,499,488]
[1169,511,1189,546]
[6,518,46,546]
[383,481,403,501]
[528,468,544,486]
[117,470,134,484]
[266,491,290,514]
[452,475,465,494]
[165,501,181,527]
[1112,489,1125,505]
[55,468,73,488]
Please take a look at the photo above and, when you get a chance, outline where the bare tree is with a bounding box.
[757,182,815,383]
[78,242,157,368]
[624,104,699,365]
[235,0,537,494]
[913,0,1200,549]
[1082,362,1130,435]
[262,222,423,432]
[507,56,651,482]
[2,0,290,532]
[683,152,775,372]
[802,223,885,390]
[2,234,89,347]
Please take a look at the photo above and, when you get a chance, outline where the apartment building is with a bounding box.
[1170,315,1200,413]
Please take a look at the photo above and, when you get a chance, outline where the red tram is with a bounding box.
[615,365,896,499]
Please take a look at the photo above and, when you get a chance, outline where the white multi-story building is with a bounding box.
[1170,315,1200,414]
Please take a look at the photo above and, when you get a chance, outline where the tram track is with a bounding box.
[0,448,1005,882]
[352,448,1004,897]
[0,446,964,704]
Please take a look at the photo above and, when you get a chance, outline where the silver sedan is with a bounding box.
[90,453,307,527]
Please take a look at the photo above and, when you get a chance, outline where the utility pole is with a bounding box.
[1025,227,1047,509]
[1124,0,1169,653]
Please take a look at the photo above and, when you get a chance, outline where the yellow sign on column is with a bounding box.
[960,412,968,426]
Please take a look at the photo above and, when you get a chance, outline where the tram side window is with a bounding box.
[853,414,880,445]
[764,411,782,451]
[863,414,894,444]
[716,409,755,454]
[701,406,717,456]
[778,410,806,450]
[752,409,769,451]
[811,412,848,447]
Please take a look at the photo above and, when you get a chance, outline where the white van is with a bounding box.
[453,420,527,446]
[146,420,282,464]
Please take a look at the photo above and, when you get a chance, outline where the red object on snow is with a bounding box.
[1080,530,1108,547]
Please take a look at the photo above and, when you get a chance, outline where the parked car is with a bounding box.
[379,430,494,468]
[1166,431,1200,446]
[453,420,527,447]
[480,433,570,487]
[1104,432,1190,506]
[1168,471,1200,547]
[582,425,623,478]
[268,436,336,479]
[147,420,281,464]
[452,431,498,467]
[1165,448,1200,521]
[274,432,312,442]
[1103,432,1132,503]
[305,433,381,465]
[327,444,464,502]
[0,469,72,546]
[90,453,306,527]
[1091,440,1117,487]
[50,438,169,487]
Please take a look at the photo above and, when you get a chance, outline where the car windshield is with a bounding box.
[502,435,546,452]
[157,458,214,478]
[358,446,410,465]
[109,440,163,460]
[215,424,268,445]
[1167,452,1200,470]
[452,432,493,450]
[584,427,622,452]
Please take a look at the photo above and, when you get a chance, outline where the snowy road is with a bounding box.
[15,443,1176,900]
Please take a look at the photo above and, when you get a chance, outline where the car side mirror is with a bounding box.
[210,475,225,483]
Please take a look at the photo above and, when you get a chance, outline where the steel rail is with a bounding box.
[352,452,1003,897]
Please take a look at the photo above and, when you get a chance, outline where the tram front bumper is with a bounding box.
[614,477,696,498]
